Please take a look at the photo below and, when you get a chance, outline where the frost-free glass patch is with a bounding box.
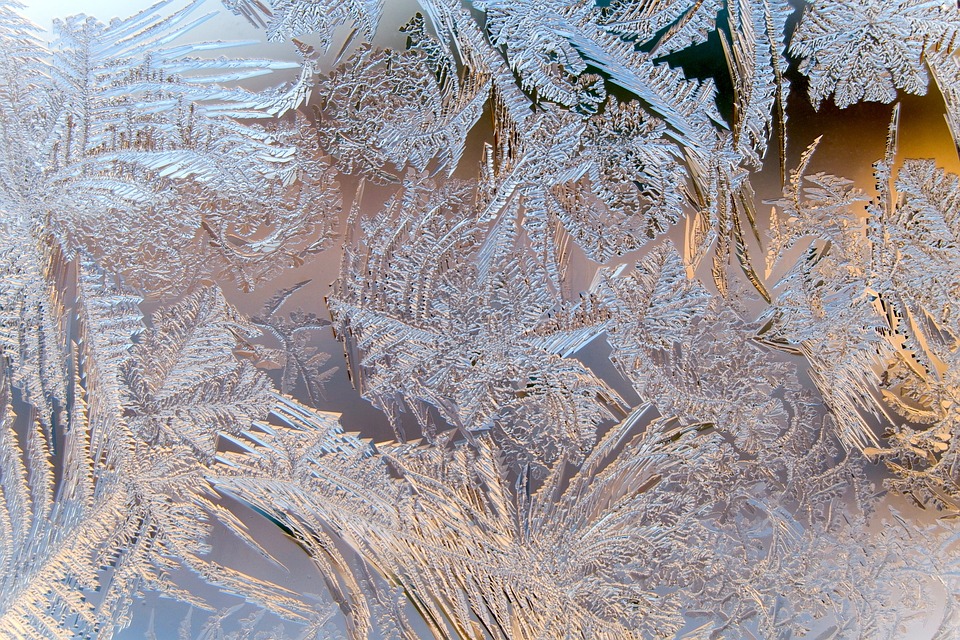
[1,0,959,637]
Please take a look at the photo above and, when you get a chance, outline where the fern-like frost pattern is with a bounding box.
[1,0,960,637]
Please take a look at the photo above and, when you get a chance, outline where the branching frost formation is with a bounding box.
[2,0,960,637]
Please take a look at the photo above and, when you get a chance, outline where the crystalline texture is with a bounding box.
[2,0,960,637]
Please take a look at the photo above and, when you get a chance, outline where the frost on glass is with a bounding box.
[790,0,960,108]
[329,173,625,468]
[2,0,960,637]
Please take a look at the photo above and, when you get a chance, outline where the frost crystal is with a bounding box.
[791,0,960,108]
[2,0,960,637]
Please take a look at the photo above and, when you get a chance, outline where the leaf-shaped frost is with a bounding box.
[5,0,960,636]
[549,97,688,261]
[314,43,488,182]
[929,48,960,157]
[246,280,338,407]
[228,0,385,47]
[123,287,274,458]
[0,1,341,298]
[601,0,724,55]
[213,382,959,639]
[536,243,796,453]
[791,0,960,109]
[479,0,606,111]
[0,252,141,638]
[330,173,624,469]
[722,0,792,169]
[764,138,960,513]
[598,0,793,170]
[216,404,727,638]
[0,370,104,638]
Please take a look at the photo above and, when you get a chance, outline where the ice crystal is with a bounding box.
[3,0,960,637]
[791,0,960,108]
[247,279,339,406]
[763,120,960,513]
[225,0,383,47]
[329,173,624,467]
[312,40,487,181]
[1,0,340,297]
